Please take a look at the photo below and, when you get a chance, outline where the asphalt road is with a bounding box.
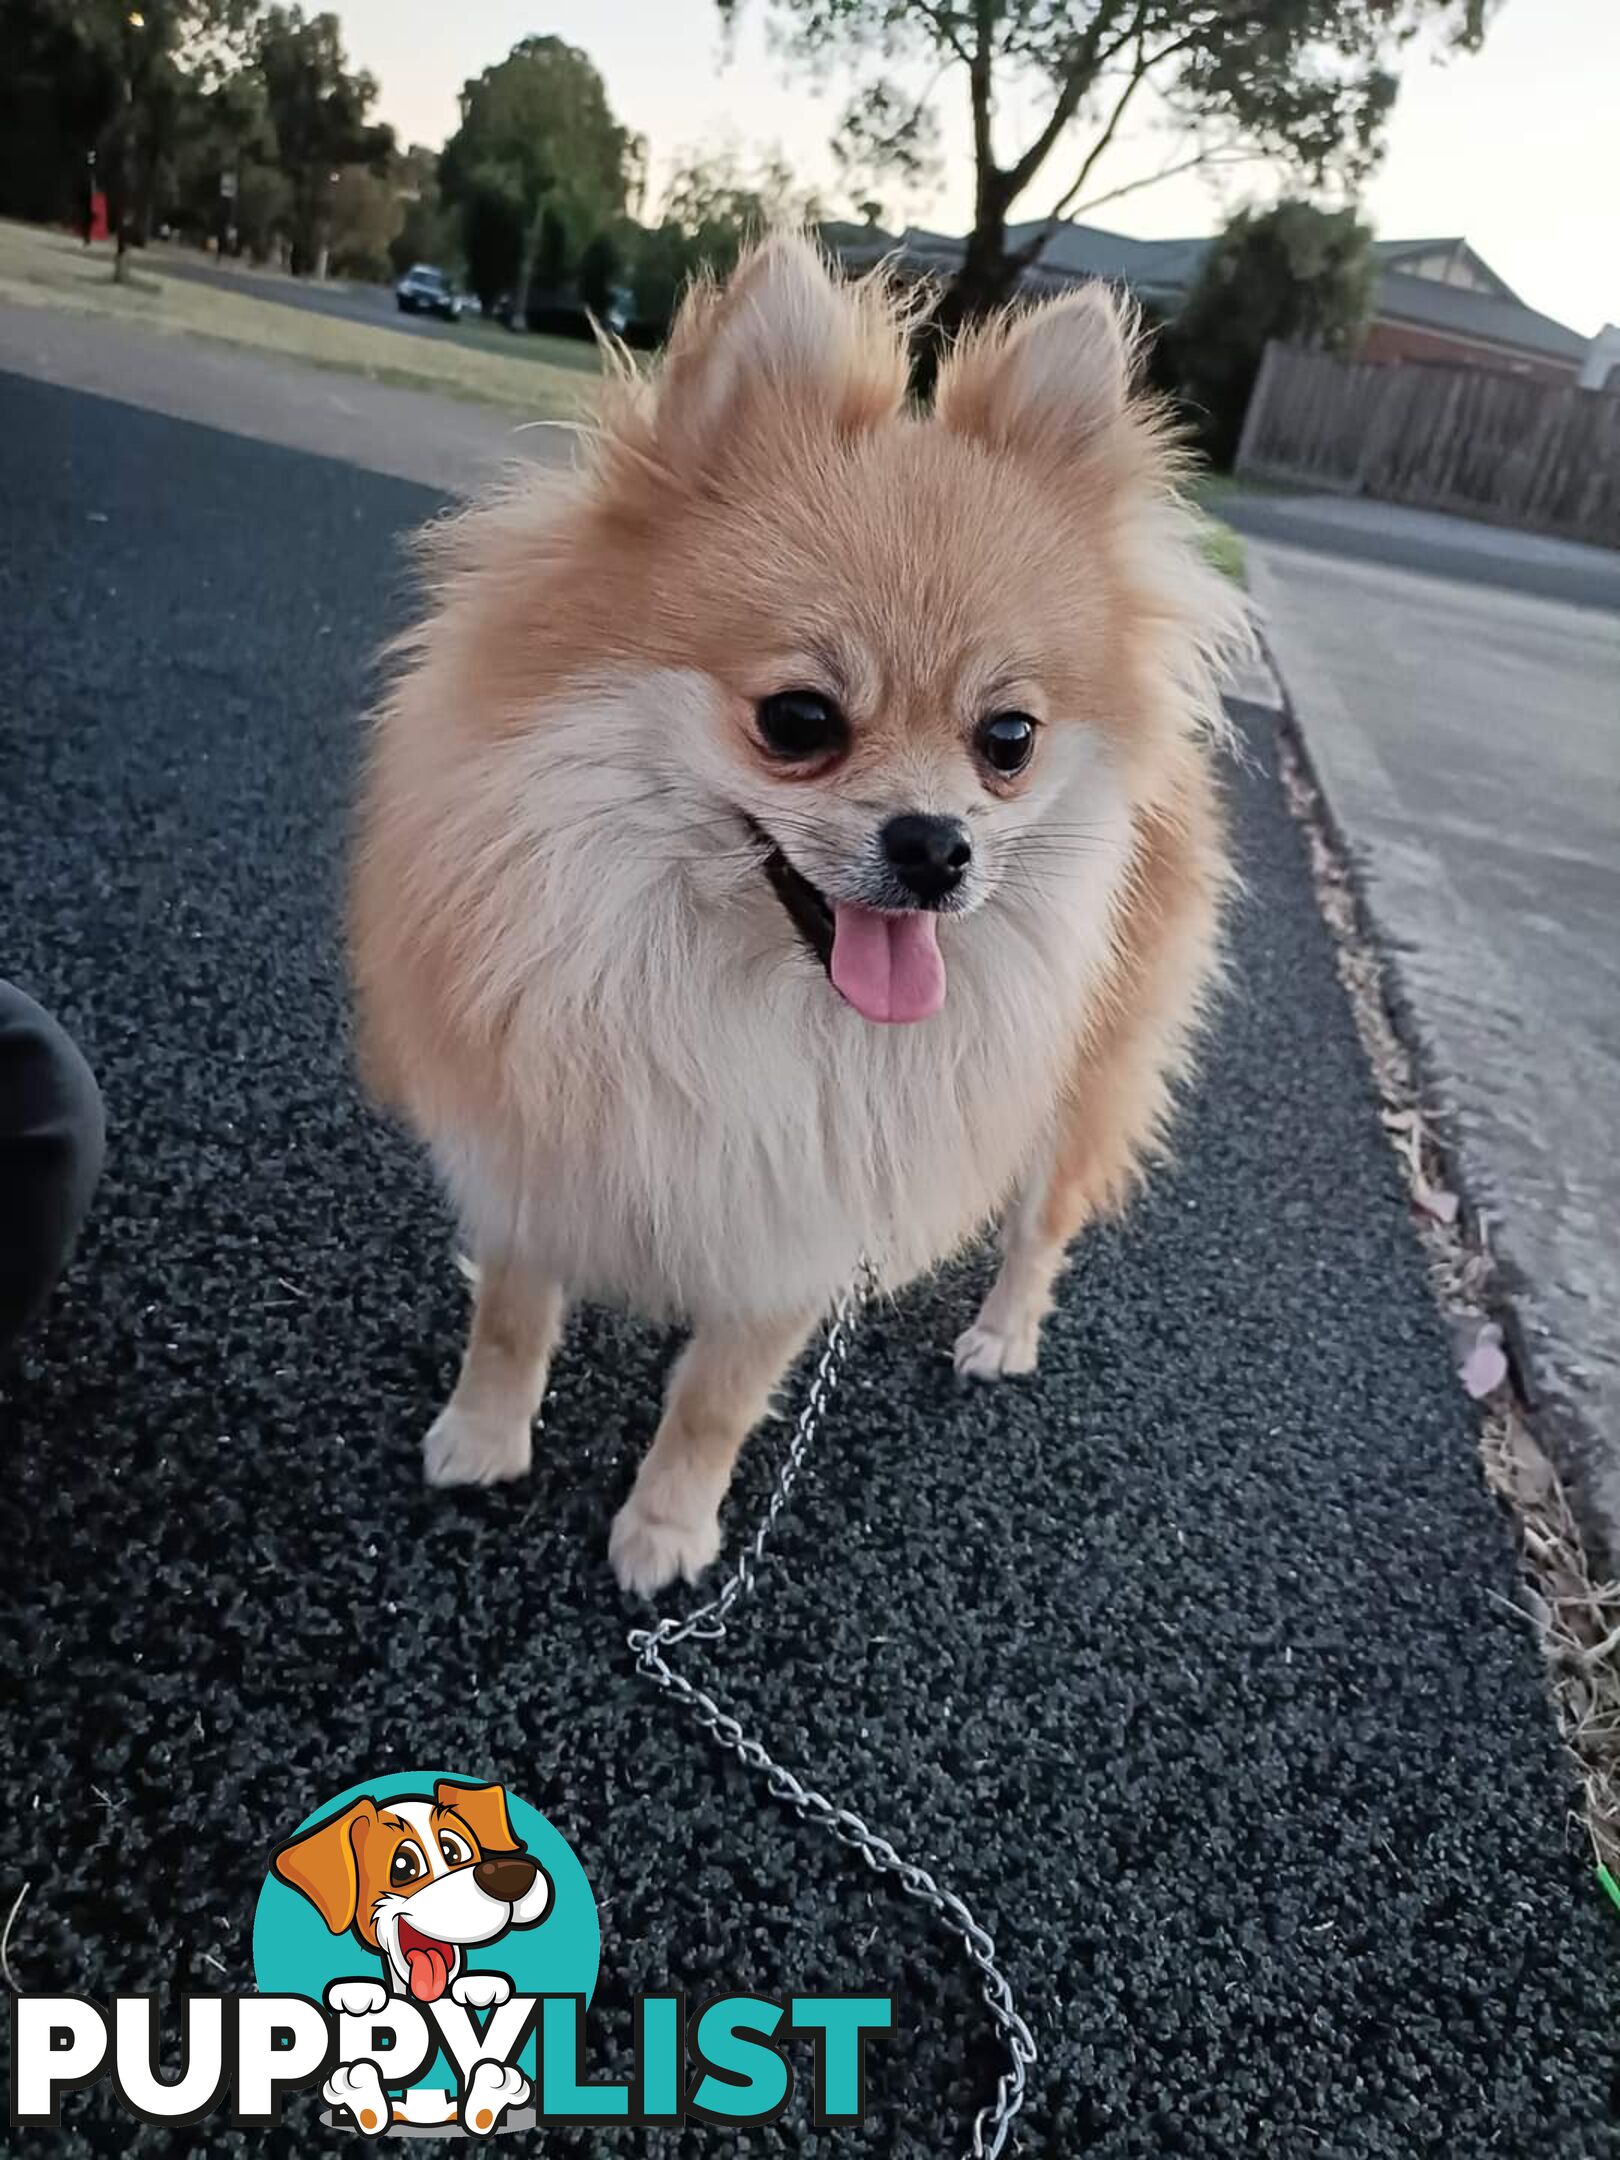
[2,372,1615,2156]
[146,245,603,374]
[151,245,484,344]
[1247,524,1620,1537]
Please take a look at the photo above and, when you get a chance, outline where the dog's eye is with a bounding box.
[390,1842,427,1886]
[756,690,847,762]
[437,1832,471,1867]
[978,712,1037,777]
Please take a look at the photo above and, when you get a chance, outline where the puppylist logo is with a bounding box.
[10,1769,892,2137]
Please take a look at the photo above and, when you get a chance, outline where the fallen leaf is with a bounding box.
[1414,1176,1460,1225]
[1460,1322,1508,1399]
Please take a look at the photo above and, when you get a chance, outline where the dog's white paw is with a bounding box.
[325,1978,389,2019]
[323,2060,390,2136]
[953,1315,1041,1381]
[462,2060,530,2137]
[450,1971,512,2011]
[423,1401,532,1489]
[609,1494,722,1597]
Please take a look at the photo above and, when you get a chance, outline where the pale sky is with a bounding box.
[335,0,1618,337]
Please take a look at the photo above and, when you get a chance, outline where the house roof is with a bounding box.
[1004,219,1210,300]
[1369,236,1522,305]
[827,221,1589,365]
[1375,270,1588,363]
[815,218,897,256]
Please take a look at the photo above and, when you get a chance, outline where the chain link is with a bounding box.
[626,1261,1038,2158]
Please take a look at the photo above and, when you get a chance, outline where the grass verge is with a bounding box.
[1190,471,1248,584]
[0,219,594,420]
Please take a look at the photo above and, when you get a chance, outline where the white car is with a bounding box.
[395,265,462,322]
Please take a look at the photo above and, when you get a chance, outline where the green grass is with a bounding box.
[442,311,605,376]
[0,219,598,419]
[1188,470,1248,584]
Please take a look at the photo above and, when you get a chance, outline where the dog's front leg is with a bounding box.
[609,1310,816,1597]
[953,1154,1070,1382]
[424,1253,567,1488]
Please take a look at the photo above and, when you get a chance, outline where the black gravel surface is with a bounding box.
[2,370,1614,2157]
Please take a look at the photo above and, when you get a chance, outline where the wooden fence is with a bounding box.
[1235,341,1620,548]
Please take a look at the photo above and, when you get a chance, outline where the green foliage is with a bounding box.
[630,147,822,333]
[458,172,526,313]
[0,0,259,242]
[255,6,392,273]
[167,64,275,247]
[720,1,1497,326]
[438,35,640,312]
[388,145,456,279]
[530,201,571,293]
[325,159,399,280]
[231,155,291,259]
[0,0,120,224]
[1172,199,1375,466]
[576,228,620,320]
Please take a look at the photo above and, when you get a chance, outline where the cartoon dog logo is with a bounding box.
[273,1778,553,2132]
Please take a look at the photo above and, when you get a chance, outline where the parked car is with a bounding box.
[395,265,462,321]
[521,281,635,341]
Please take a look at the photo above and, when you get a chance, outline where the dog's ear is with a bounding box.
[272,1798,377,1934]
[653,231,906,472]
[934,286,1134,462]
[435,1779,520,1855]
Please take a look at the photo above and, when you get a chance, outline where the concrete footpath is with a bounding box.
[2,361,1617,2154]
[1243,500,1620,1530]
[0,295,567,497]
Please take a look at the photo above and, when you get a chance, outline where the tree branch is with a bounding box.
[915,3,974,70]
[1002,0,1139,201]
[1042,35,1154,225]
[1067,143,1258,221]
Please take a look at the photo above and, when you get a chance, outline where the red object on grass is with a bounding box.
[88,191,109,243]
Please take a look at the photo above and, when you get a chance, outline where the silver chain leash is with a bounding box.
[626,1261,1038,2158]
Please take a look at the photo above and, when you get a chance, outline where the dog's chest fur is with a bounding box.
[440,836,1126,1324]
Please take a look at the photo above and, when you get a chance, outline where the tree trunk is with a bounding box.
[912,196,1022,398]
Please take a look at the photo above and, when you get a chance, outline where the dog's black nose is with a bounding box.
[475,1852,538,1902]
[881,813,971,906]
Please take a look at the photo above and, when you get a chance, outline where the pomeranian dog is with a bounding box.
[351,235,1244,1595]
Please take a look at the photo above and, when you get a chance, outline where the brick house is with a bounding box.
[835,222,1592,384]
[1361,238,1589,383]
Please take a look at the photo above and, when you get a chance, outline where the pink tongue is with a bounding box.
[829,904,946,1024]
[406,1944,450,2003]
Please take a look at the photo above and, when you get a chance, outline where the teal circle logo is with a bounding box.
[252,1770,597,2123]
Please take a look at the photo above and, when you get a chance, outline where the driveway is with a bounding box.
[1244,499,1620,1526]
[1,367,1613,2155]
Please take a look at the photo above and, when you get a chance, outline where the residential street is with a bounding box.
[2,368,1615,2155]
[1244,506,1620,1529]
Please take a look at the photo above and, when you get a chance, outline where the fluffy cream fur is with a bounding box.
[351,234,1247,1592]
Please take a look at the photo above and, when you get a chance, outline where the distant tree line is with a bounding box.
[0,0,1380,451]
[0,6,828,337]
[0,0,400,275]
